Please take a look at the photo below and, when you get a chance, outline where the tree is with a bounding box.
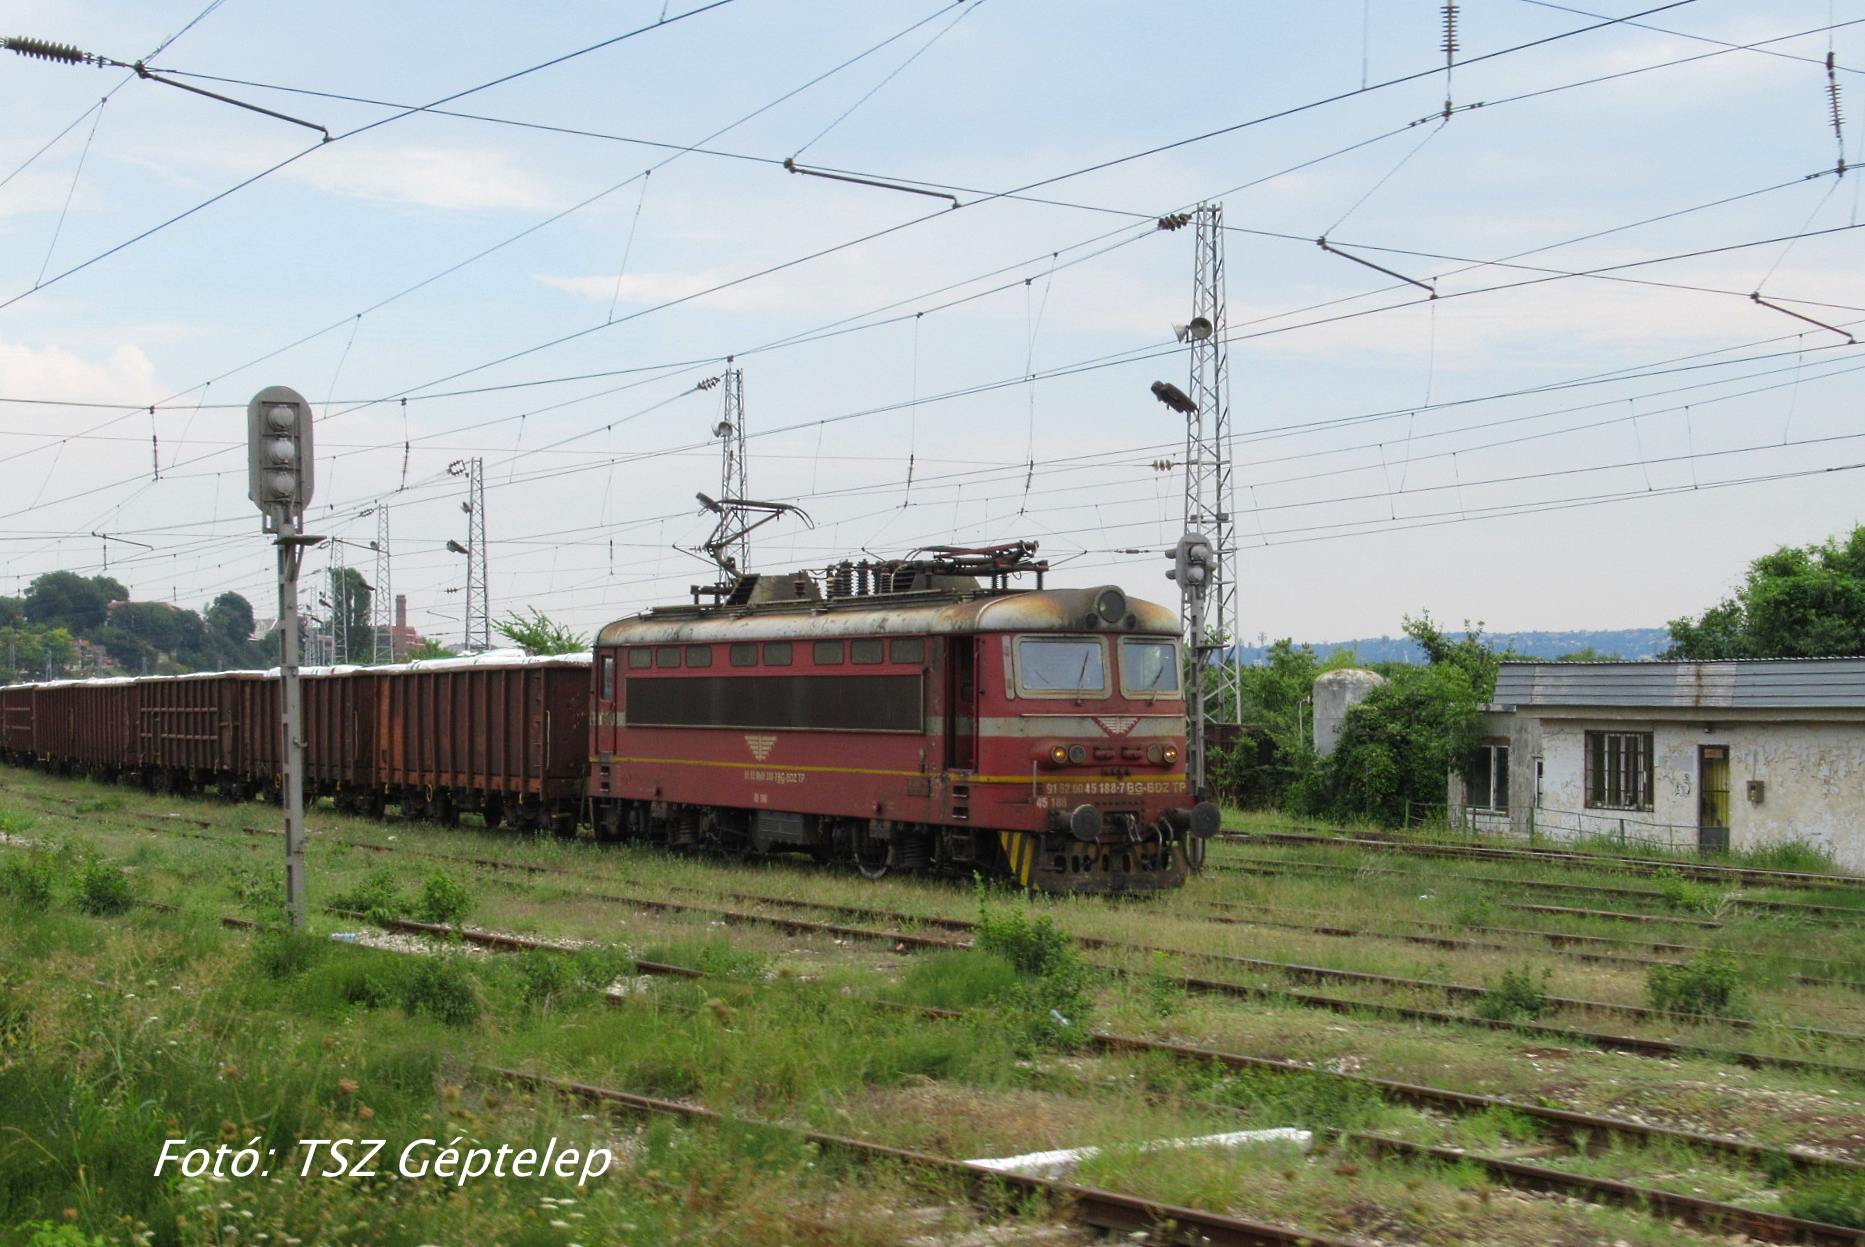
[206,592,256,644]
[1664,525,1865,659]
[403,639,454,661]
[24,571,126,633]
[493,607,587,656]
[1293,613,1497,827]
[1554,646,1622,663]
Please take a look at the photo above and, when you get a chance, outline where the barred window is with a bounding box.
[1586,730,1652,811]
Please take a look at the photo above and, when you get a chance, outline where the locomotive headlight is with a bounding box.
[1049,744,1069,765]
[1066,744,1088,765]
[1145,743,1165,765]
[1162,744,1180,764]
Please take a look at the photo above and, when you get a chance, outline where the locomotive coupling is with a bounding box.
[1166,801,1223,839]
[1066,803,1103,842]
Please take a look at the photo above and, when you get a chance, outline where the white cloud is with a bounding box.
[537,269,738,305]
[288,146,563,212]
[0,338,158,404]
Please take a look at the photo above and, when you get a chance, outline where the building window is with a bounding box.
[1466,744,1508,811]
[729,643,758,667]
[1586,730,1652,811]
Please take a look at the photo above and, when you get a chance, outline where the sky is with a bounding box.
[2,0,1864,650]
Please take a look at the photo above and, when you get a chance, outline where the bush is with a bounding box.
[894,949,1021,1012]
[73,856,134,916]
[229,867,286,919]
[0,850,58,910]
[402,956,480,1026]
[1738,840,1838,873]
[1784,1172,1865,1229]
[328,867,406,919]
[1647,948,1748,1018]
[1474,966,1550,1021]
[253,928,328,980]
[974,883,1094,1045]
[512,948,629,1009]
[1651,868,1718,914]
[411,870,472,927]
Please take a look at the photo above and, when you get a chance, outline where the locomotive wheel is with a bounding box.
[854,839,894,880]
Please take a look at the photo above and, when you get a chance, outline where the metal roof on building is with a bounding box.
[1492,658,1865,710]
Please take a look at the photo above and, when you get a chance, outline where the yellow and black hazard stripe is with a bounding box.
[997,830,1040,888]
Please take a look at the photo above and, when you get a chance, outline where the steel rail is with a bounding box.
[1201,899,1865,991]
[1211,852,1865,923]
[378,927,1865,1244]
[487,1067,1357,1247]
[676,885,1865,1051]
[1340,1132,1865,1247]
[71,809,1865,1063]
[1224,828,1865,892]
[233,904,1865,1192]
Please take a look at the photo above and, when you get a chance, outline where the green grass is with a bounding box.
[8,763,1865,1247]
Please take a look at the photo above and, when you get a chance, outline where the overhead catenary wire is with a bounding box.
[14,2,1865,618]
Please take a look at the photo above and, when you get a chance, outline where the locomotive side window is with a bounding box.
[1119,637,1181,696]
[686,645,714,668]
[730,643,758,667]
[1016,636,1108,696]
[850,639,884,665]
[600,653,615,701]
[890,637,925,664]
[763,641,793,666]
[814,641,845,665]
[655,646,681,668]
[628,648,653,669]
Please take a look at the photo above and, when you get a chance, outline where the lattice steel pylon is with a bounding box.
[713,365,748,572]
[1184,202,1240,725]
[369,505,392,663]
[328,543,349,665]
[459,457,490,652]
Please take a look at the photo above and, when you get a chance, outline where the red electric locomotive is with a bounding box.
[587,544,1218,892]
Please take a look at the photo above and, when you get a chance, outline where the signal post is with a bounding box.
[248,386,319,929]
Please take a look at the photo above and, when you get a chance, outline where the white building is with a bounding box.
[1449,659,1865,867]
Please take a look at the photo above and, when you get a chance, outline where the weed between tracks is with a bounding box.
[5,766,1865,1244]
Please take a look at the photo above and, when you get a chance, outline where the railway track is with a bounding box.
[1201,899,1865,991]
[1224,827,1865,892]
[490,1067,1354,1247]
[90,811,1865,1076]
[1211,851,1865,924]
[317,916,1865,1244]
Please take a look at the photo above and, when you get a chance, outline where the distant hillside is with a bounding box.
[1232,628,1670,666]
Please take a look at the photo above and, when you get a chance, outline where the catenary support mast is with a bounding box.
[1184,202,1239,727]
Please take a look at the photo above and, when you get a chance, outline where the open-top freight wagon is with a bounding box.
[0,547,1216,892]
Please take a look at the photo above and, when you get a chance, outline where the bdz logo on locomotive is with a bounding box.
[744,734,778,762]
[1093,715,1140,737]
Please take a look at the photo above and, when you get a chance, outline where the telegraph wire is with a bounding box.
[0,0,748,312]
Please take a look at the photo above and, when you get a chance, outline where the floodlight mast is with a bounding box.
[247,384,320,930]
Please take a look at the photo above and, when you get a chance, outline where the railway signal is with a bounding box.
[248,385,320,930]
[1167,530,1214,809]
